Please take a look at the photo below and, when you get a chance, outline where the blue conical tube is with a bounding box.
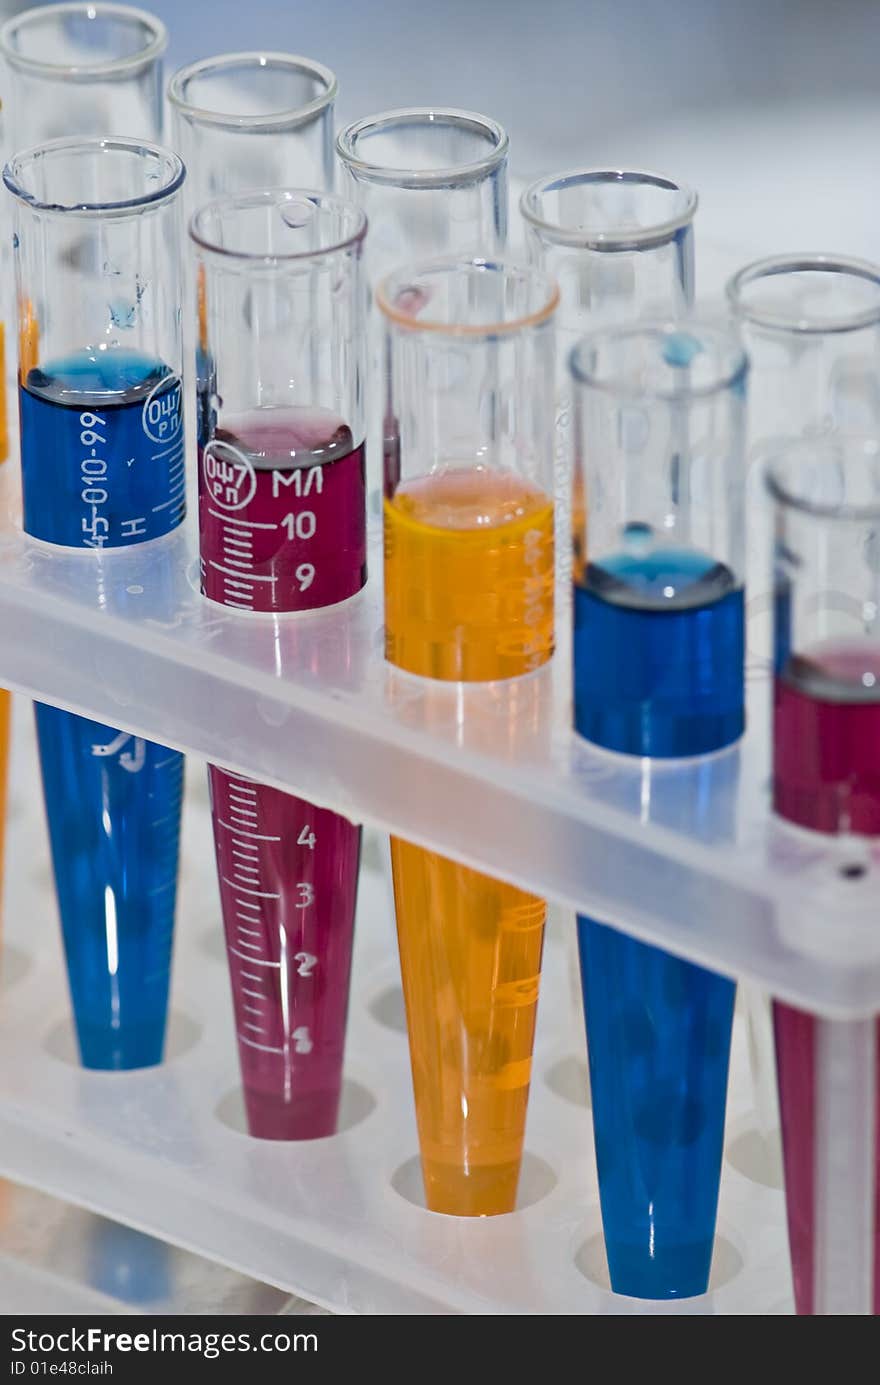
[20,348,184,1070]
[577,920,735,1297]
[570,322,748,1299]
[4,136,188,1071]
[574,586,740,1296]
[36,706,182,1069]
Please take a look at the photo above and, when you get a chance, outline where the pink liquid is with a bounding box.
[773,638,880,1313]
[199,406,365,1140]
[198,406,366,613]
[209,768,360,1139]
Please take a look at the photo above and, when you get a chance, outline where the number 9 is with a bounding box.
[296,563,315,592]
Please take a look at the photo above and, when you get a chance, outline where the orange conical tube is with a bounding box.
[385,467,554,1215]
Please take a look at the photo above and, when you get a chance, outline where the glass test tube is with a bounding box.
[521,170,697,1035]
[168,52,337,211]
[191,190,367,1139]
[521,168,695,328]
[768,437,880,1315]
[0,3,166,148]
[521,169,696,563]
[727,254,880,1189]
[378,256,558,1214]
[4,137,186,1068]
[0,5,167,893]
[336,108,508,502]
[727,254,880,652]
[570,321,748,1297]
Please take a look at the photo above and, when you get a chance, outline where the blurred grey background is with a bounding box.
[150,0,880,261]
[11,0,880,262]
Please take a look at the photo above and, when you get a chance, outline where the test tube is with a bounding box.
[521,168,696,581]
[0,4,167,888]
[768,436,880,1314]
[727,254,880,1183]
[521,168,695,327]
[378,256,557,1214]
[336,108,508,499]
[168,52,337,211]
[570,321,748,1296]
[727,254,880,648]
[4,137,186,1068]
[191,190,367,1138]
[0,3,167,148]
[520,171,697,1050]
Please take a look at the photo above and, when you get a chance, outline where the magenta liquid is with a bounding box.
[209,768,360,1139]
[198,406,366,613]
[773,638,880,1314]
[199,406,365,1140]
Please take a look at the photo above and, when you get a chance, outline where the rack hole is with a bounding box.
[0,945,32,992]
[574,1231,743,1295]
[214,1078,376,1138]
[725,1126,784,1189]
[391,1151,556,1214]
[44,1011,201,1068]
[368,984,408,1034]
[839,862,867,880]
[545,1055,591,1109]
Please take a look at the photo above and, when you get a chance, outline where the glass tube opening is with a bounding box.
[0,3,166,78]
[336,108,508,189]
[727,255,880,335]
[520,168,697,251]
[168,52,336,131]
[765,436,880,522]
[190,189,366,265]
[377,256,558,336]
[3,137,184,216]
[571,320,747,402]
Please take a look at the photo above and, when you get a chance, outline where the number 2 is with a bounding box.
[294,951,317,978]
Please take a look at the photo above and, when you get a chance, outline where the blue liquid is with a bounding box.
[22,350,184,1070]
[20,347,184,548]
[578,920,735,1298]
[573,546,745,757]
[574,540,741,1298]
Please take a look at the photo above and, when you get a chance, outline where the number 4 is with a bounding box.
[297,825,316,849]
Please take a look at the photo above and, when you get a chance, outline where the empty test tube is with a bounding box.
[570,321,748,1296]
[0,3,166,148]
[191,190,367,1138]
[767,436,880,1315]
[378,256,558,1214]
[337,108,508,504]
[521,168,696,624]
[4,137,186,1068]
[168,51,337,209]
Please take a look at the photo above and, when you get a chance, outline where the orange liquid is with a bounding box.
[384,467,553,1215]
